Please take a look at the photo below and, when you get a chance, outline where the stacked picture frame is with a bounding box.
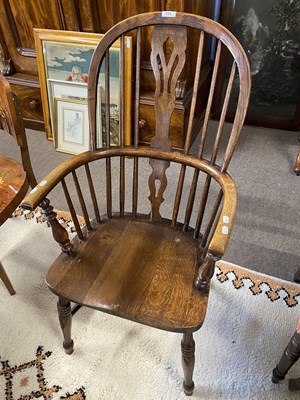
[34,29,132,154]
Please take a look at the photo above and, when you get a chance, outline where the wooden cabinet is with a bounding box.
[0,0,214,146]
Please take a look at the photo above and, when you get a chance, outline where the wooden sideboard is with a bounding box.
[0,0,215,147]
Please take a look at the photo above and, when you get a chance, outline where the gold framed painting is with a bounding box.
[34,29,132,149]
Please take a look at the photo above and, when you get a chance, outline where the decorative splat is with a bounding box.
[150,25,187,150]
[148,26,187,220]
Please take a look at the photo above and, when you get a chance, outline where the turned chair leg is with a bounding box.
[272,330,300,391]
[57,297,74,355]
[0,260,16,295]
[181,332,195,396]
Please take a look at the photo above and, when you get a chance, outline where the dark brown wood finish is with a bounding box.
[21,12,251,396]
[272,320,300,392]
[0,75,37,295]
[57,296,74,355]
[181,332,195,395]
[294,148,300,175]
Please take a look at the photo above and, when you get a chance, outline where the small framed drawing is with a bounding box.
[55,98,89,154]
[34,29,132,147]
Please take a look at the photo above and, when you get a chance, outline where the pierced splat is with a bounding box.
[150,25,187,149]
[148,26,187,220]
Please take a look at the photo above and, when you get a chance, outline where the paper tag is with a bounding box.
[162,11,176,17]
[222,226,229,235]
[223,215,229,223]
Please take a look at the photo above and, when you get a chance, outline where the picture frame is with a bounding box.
[34,29,132,148]
[55,98,89,154]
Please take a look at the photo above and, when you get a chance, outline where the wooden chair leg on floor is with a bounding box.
[294,147,300,175]
[272,330,300,391]
[0,260,16,295]
[57,297,74,355]
[181,332,195,396]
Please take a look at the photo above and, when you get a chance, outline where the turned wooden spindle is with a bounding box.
[39,198,74,255]
[195,252,221,290]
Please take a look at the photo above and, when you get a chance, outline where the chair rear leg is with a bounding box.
[57,297,74,354]
[181,332,195,395]
[272,330,300,385]
[0,261,16,295]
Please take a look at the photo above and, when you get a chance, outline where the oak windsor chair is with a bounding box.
[22,12,251,395]
[0,75,37,295]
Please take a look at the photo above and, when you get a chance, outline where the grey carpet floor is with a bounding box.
[1,123,299,283]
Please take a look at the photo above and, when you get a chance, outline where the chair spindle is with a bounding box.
[198,39,222,159]
[119,34,125,147]
[134,27,141,148]
[132,157,139,217]
[171,164,186,227]
[210,61,236,165]
[71,170,92,231]
[184,30,205,154]
[106,159,112,218]
[61,178,84,240]
[105,50,110,148]
[199,189,223,249]
[183,169,200,231]
[194,174,212,238]
[85,163,101,223]
[120,156,125,217]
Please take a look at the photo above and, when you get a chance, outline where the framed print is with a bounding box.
[34,29,132,146]
[55,98,89,154]
[47,79,87,136]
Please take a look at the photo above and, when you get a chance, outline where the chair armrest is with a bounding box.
[208,175,237,257]
[195,172,237,290]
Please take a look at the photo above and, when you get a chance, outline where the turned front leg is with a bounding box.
[181,332,195,396]
[57,297,74,355]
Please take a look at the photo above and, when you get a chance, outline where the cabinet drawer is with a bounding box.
[11,84,44,122]
[139,103,185,149]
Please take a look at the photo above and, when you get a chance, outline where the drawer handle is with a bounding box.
[29,100,38,109]
[138,119,147,128]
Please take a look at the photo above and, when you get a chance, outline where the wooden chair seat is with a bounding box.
[46,218,209,332]
[0,156,28,225]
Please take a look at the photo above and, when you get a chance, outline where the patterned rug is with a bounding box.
[0,210,299,399]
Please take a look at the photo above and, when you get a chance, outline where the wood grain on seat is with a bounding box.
[47,218,208,332]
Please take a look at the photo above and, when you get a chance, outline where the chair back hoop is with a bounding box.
[88,11,251,172]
